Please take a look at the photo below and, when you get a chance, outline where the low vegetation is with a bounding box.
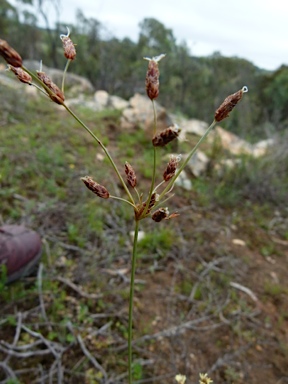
[0,85,287,383]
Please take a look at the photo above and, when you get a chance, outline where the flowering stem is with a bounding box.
[142,100,158,217]
[110,195,136,208]
[151,100,158,193]
[62,104,135,205]
[158,120,217,202]
[62,59,71,93]
[128,219,140,384]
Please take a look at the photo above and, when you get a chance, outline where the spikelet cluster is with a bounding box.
[81,176,110,199]
[0,39,22,67]
[151,207,169,222]
[163,155,181,182]
[8,65,32,84]
[37,71,65,105]
[60,28,76,60]
[125,162,137,188]
[144,54,165,100]
[152,124,181,147]
[215,86,248,122]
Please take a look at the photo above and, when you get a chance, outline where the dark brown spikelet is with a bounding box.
[147,192,157,213]
[215,86,248,122]
[125,162,137,188]
[0,39,22,67]
[152,207,169,222]
[37,71,65,105]
[81,176,110,199]
[144,54,165,100]
[163,155,181,182]
[8,65,32,84]
[152,124,181,147]
[135,192,158,220]
[60,29,76,60]
[143,192,157,215]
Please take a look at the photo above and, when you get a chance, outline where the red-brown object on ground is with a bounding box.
[0,225,42,283]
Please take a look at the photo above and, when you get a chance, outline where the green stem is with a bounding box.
[62,103,135,205]
[142,100,158,217]
[110,195,136,208]
[128,220,140,384]
[62,59,71,93]
[158,120,217,202]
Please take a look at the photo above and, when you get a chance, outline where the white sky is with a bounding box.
[11,0,288,70]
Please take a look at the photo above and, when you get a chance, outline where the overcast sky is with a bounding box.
[12,0,288,70]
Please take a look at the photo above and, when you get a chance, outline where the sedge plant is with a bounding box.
[0,32,248,383]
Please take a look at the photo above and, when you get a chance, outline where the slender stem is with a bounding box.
[31,83,50,97]
[158,120,217,202]
[128,220,140,384]
[110,195,136,208]
[153,180,165,192]
[152,100,157,136]
[142,100,158,217]
[134,187,141,202]
[62,59,71,93]
[62,104,135,205]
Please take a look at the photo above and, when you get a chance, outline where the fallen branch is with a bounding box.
[57,276,103,300]
[229,281,258,302]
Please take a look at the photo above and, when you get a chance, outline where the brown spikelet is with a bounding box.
[152,207,169,222]
[215,86,248,122]
[8,65,32,84]
[0,39,22,67]
[146,59,159,100]
[163,155,181,182]
[152,124,181,147]
[37,71,65,105]
[135,192,157,220]
[63,37,76,60]
[81,176,110,199]
[147,192,157,213]
[60,33,76,60]
[125,162,137,188]
[144,54,165,100]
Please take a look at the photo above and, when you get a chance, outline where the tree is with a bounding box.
[261,66,288,130]
[138,18,176,56]
[0,0,19,40]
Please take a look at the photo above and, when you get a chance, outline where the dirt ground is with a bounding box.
[1,194,287,383]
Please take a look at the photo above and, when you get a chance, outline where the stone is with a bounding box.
[94,90,109,109]
[252,138,275,157]
[172,117,209,142]
[214,158,242,176]
[208,126,253,155]
[109,95,129,110]
[185,150,210,177]
[120,93,172,131]
[175,170,193,191]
